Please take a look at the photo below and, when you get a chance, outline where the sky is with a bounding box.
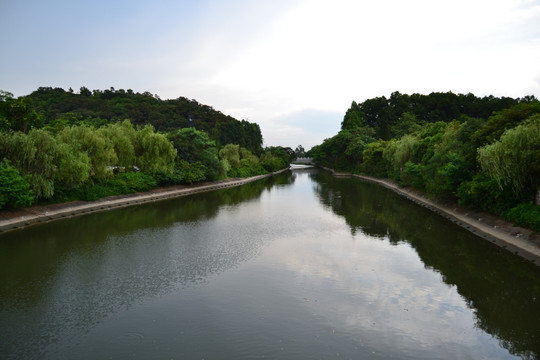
[1,0,540,149]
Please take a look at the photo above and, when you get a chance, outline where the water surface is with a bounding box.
[1,169,539,359]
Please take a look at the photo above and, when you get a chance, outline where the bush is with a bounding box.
[51,172,158,202]
[0,159,34,209]
[505,204,540,232]
[111,172,157,193]
[456,172,523,215]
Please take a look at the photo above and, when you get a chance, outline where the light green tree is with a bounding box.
[58,124,117,180]
[478,115,540,196]
[99,120,137,170]
[135,125,176,175]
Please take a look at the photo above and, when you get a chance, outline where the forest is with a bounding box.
[0,88,292,209]
[308,91,540,231]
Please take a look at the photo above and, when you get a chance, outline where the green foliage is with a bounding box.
[176,161,207,184]
[311,92,540,230]
[24,86,263,152]
[0,129,56,198]
[113,172,157,192]
[392,135,417,173]
[219,144,241,169]
[58,124,117,180]
[135,124,176,175]
[260,147,291,172]
[505,204,540,232]
[478,115,540,197]
[471,102,540,148]
[402,161,426,189]
[154,160,207,185]
[0,87,278,210]
[54,172,158,202]
[359,140,387,177]
[98,120,137,169]
[457,173,523,214]
[0,159,34,209]
[311,127,375,172]
[339,91,523,140]
[0,120,178,201]
[390,112,424,138]
[0,94,44,133]
[218,144,266,178]
[169,127,221,180]
[237,148,265,177]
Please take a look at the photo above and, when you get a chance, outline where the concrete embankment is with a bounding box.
[321,167,540,265]
[0,168,289,234]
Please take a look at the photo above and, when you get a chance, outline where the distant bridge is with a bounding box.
[292,157,315,165]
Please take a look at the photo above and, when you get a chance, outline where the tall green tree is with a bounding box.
[58,124,117,180]
[169,127,221,180]
[0,92,44,133]
[135,125,177,175]
[478,115,540,198]
[99,120,137,170]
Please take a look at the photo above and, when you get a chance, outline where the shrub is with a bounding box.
[505,204,540,232]
[456,172,523,215]
[0,159,34,209]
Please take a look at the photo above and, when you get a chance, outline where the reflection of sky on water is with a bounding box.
[254,193,516,359]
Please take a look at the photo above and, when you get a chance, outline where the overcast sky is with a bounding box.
[1,0,539,149]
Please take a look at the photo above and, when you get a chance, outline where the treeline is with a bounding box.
[10,86,263,152]
[0,89,292,210]
[309,91,540,231]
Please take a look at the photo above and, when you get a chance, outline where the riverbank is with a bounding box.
[0,168,289,234]
[320,166,540,265]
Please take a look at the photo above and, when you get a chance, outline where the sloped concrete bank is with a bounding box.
[320,167,540,265]
[0,168,289,234]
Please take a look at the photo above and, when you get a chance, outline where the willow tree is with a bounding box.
[58,124,117,180]
[135,125,176,175]
[99,120,137,170]
[478,115,540,198]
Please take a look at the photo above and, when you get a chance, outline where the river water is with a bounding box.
[1,168,539,359]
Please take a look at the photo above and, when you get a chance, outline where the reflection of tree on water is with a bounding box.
[310,170,540,360]
[0,170,295,274]
[1,171,297,290]
[0,171,297,360]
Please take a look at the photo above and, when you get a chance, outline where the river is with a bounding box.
[1,168,539,359]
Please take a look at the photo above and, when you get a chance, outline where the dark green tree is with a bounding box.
[0,159,34,209]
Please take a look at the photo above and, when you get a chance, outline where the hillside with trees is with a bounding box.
[21,86,263,152]
[0,88,292,209]
[309,91,540,231]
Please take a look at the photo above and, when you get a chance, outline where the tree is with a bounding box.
[79,86,92,96]
[294,145,305,157]
[0,95,44,133]
[0,129,89,199]
[341,101,365,130]
[169,127,221,180]
[135,125,177,175]
[478,115,540,197]
[219,144,241,169]
[99,120,137,170]
[58,124,117,180]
